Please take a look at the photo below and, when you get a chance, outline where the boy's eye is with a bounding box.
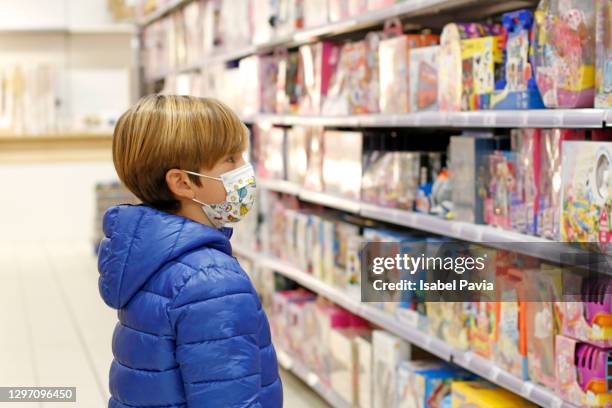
[226,156,236,164]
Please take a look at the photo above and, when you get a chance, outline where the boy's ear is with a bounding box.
[166,169,195,200]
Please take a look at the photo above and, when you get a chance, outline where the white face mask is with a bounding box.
[184,163,256,228]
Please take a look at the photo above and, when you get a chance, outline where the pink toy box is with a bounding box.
[556,334,612,407]
[533,0,597,108]
[596,0,612,108]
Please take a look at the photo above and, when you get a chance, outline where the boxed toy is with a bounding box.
[537,129,586,239]
[449,135,497,224]
[491,10,545,109]
[373,330,411,408]
[560,141,611,250]
[345,234,364,299]
[556,334,612,407]
[427,302,471,351]
[303,0,328,28]
[562,276,612,348]
[255,125,286,180]
[595,0,612,108]
[533,0,597,108]
[298,42,342,115]
[511,129,541,235]
[397,360,475,408]
[451,381,537,407]
[286,126,310,185]
[304,127,325,191]
[322,130,363,200]
[379,35,439,113]
[409,45,440,112]
[485,151,519,230]
[438,23,502,111]
[467,302,498,359]
[260,55,279,113]
[329,326,372,405]
[271,289,317,351]
[461,34,504,110]
[356,334,373,408]
[286,297,317,358]
[526,264,563,389]
[332,220,361,287]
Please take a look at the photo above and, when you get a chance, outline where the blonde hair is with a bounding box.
[113,94,248,212]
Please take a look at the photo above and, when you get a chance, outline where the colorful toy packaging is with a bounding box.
[373,330,411,408]
[378,34,439,113]
[255,125,286,180]
[562,275,612,348]
[427,302,471,351]
[461,35,504,110]
[451,381,537,407]
[526,264,563,390]
[511,129,541,235]
[409,45,440,112]
[556,334,612,407]
[467,301,498,359]
[286,126,310,185]
[329,325,371,405]
[596,0,612,108]
[537,129,586,239]
[449,135,497,224]
[396,360,475,408]
[322,130,363,200]
[304,127,325,191]
[491,10,545,109]
[484,151,519,230]
[560,141,611,251]
[438,23,502,111]
[298,42,342,115]
[356,334,373,408]
[533,0,597,108]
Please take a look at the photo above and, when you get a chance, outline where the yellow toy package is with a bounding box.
[451,381,537,407]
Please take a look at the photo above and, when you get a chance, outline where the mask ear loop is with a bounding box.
[183,170,223,182]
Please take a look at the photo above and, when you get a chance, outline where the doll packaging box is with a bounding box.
[491,9,545,109]
[329,326,371,405]
[373,330,411,408]
[595,0,612,108]
[560,141,611,251]
[409,45,440,112]
[322,130,363,200]
[355,334,373,408]
[451,381,537,407]
[533,0,597,108]
[556,334,612,407]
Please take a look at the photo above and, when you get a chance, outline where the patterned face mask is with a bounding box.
[184,163,256,228]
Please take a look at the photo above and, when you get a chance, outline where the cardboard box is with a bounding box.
[355,334,373,408]
[372,330,411,408]
[451,381,537,407]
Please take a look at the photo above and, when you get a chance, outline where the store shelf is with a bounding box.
[276,349,351,408]
[606,109,612,127]
[0,25,134,34]
[254,110,608,129]
[233,246,577,408]
[258,178,301,196]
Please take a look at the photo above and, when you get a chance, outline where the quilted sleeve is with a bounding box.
[168,264,263,408]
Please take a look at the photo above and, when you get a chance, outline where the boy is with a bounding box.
[98,95,282,408]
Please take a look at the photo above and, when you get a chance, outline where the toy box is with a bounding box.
[460,35,504,110]
[556,335,612,407]
[345,234,364,299]
[332,220,360,287]
[356,334,373,408]
[526,264,563,389]
[562,276,612,348]
[491,10,545,109]
[426,302,471,351]
[467,301,498,359]
[295,212,312,272]
[596,0,612,108]
[329,326,371,405]
[538,129,586,239]
[493,268,528,380]
[533,0,597,108]
[329,0,350,22]
[255,125,286,180]
[373,330,411,408]
[560,141,611,251]
[451,381,537,407]
[485,151,519,230]
[511,129,541,235]
[298,42,342,115]
[303,0,328,28]
[286,126,309,185]
[271,289,317,351]
[397,360,475,408]
[286,297,317,358]
[322,130,363,200]
[378,35,439,113]
[449,135,497,224]
[409,45,440,112]
[438,23,502,111]
[304,127,325,191]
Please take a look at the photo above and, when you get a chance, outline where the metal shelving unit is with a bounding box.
[276,349,351,408]
[233,245,577,408]
[254,110,608,129]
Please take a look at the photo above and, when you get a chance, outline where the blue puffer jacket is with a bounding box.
[97,204,282,408]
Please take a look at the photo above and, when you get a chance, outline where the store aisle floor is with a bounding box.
[0,162,329,408]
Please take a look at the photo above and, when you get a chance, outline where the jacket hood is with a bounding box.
[97,204,233,309]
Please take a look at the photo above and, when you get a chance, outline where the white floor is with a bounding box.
[0,161,329,408]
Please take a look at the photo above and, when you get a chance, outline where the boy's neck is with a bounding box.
[176,201,215,228]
